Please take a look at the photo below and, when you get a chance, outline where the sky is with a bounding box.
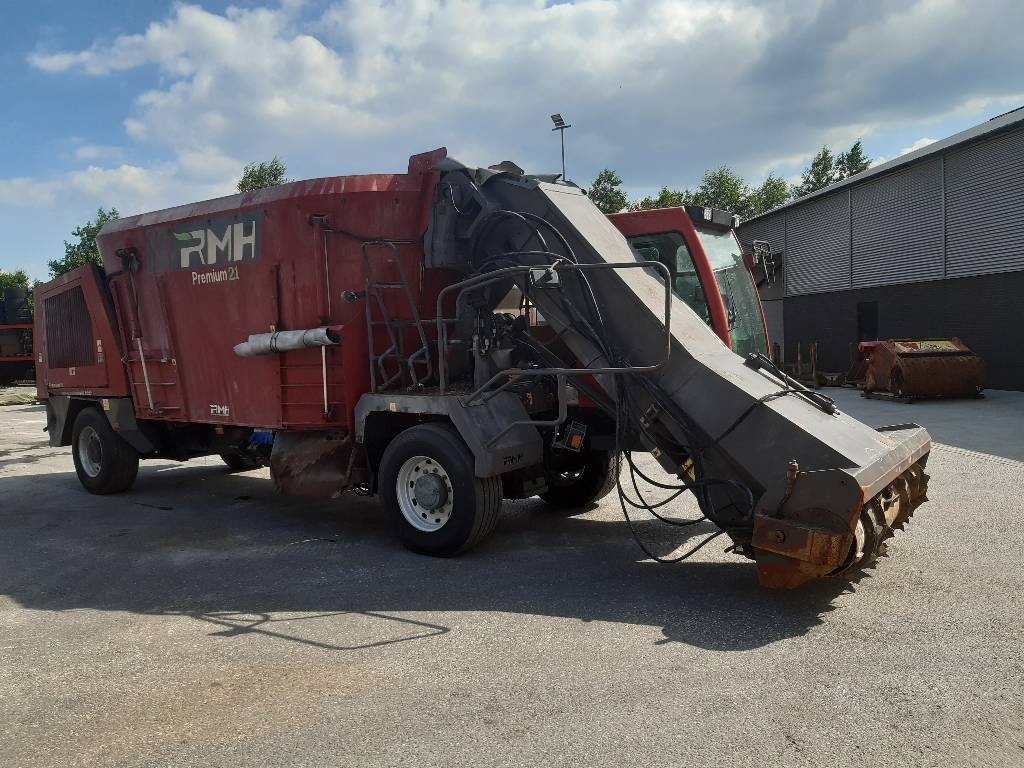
[1,0,1022,280]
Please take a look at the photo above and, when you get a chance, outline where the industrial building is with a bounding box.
[737,106,1024,390]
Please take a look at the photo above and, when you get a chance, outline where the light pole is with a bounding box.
[550,113,572,181]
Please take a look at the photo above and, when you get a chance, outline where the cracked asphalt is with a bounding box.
[1,389,1022,767]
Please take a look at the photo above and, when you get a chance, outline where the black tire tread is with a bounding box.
[71,406,140,495]
[380,422,501,556]
[461,469,502,554]
[540,449,620,509]
[220,452,262,472]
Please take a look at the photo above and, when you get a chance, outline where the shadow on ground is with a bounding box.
[0,459,856,654]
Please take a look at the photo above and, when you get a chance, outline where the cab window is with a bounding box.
[627,231,712,326]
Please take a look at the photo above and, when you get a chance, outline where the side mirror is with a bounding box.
[751,240,775,285]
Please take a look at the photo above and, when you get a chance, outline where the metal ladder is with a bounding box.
[360,241,434,392]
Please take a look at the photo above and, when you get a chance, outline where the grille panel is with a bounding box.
[44,287,95,368]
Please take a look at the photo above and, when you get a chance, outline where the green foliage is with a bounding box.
[628,166,791,218]
[630,185,691,211]
[689,166,751,216]
[587,168,630,214]
[0,269,30,292]
[48,207,120,279]
[837,139,871,178]
[237,157,291,193]
[793,139,872,198]
[792,146,839,198]
[748,173,791,216]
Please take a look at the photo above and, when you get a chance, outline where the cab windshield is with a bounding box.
[694,227,768,358]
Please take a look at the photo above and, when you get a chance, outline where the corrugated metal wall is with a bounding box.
[735,213,785,258]
[784,192,850,295]
[851,159,944,287]
[732,121,1024,388]
[945,127,1024,277]
[736,122,1024,295]
[782,271,1024,390]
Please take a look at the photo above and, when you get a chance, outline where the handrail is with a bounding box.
[433,260,674,395]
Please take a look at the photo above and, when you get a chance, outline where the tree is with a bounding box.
[629,166,768,218]
[837,139,871,178]
[611,164,790,218]
[0,269,39,311]
[689,166,751,217]
[792,146,839,198]
[0,269,30,292]
[748,173,791,216]
[237,157,291,193]
[630,186,692,211]
[588,169,629,214]
[48,207,120,278]
[793,140,872,198]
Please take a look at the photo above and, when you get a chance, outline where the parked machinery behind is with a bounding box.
[0,287,34,383]
[861,338,985,400]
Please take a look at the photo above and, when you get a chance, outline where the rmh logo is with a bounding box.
[174,219,257,269]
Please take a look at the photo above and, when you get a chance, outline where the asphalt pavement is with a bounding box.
[1,391,1022,767]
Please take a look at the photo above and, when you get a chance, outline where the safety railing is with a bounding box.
[431,261,673,441]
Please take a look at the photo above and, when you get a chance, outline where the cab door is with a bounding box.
[607,208,732,346]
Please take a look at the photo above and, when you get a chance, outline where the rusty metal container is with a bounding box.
[860,338,985,399]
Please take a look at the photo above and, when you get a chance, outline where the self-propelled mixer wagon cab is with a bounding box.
[35,149,930,588]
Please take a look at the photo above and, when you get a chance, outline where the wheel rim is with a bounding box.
[78,426,103,478]
[396,455,454,532]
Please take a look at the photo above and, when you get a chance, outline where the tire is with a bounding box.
[71,407,140,495]
[220,452,262,472]
[540,449,619,510]
[379,423,501,556]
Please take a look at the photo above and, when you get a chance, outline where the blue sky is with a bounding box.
[2,0,1022,280]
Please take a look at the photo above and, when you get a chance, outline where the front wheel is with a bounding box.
[379,423,501,556]
[71,407,140,494]
[540,449,619,510]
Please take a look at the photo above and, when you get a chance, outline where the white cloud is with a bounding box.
[25,1,774,182]
[0,178,60,207]
[899,137,937,156]
[0,163,233,221]
[74,144,125,161]
[13,0,1024,221]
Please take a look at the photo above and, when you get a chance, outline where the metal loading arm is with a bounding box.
[427,166,931,588]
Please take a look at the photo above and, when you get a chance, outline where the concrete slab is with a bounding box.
[1,401,1022,767]
[827,387,1024,462]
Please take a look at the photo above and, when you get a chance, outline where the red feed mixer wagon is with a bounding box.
[34,149,932,588]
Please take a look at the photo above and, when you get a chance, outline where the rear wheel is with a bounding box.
[379,423,501,556]
[71,407,140,494]
[220,452,262,472]
[540,449,619,510]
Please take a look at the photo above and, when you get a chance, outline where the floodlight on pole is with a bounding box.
[550,113,572,181]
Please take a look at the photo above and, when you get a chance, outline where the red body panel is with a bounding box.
[34,265,129,400]
[608,207,733,347]
[72,149,449,430]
